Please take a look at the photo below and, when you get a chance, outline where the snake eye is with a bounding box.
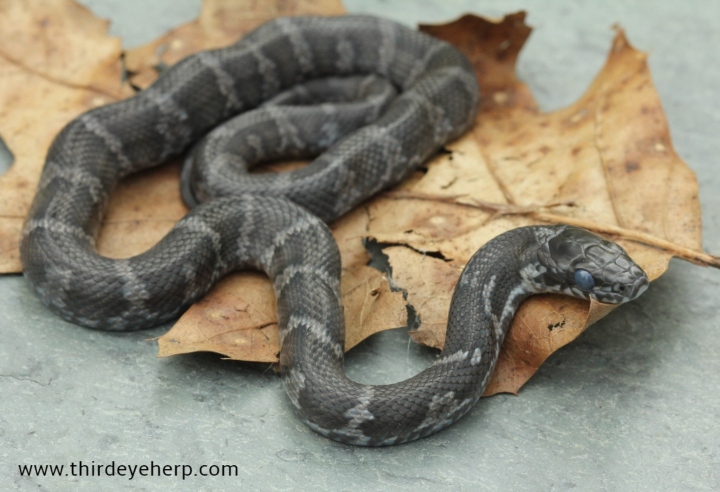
[574,269,595,290]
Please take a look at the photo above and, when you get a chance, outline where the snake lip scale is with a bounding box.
[20,15,650,446]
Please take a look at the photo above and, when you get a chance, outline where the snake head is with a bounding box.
[523,225,649,304]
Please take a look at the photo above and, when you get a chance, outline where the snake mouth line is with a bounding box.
[594,275,649,304]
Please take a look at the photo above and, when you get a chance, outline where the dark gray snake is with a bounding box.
[20,15,650,446]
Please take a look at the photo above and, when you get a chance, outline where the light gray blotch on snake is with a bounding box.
[79,114,133,173]
[197,52,243,114]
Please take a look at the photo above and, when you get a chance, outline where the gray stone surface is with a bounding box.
[2,1,718,490]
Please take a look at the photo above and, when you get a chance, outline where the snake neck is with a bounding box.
[442,227,539,358]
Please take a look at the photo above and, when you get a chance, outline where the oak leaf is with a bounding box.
[0,2,715,395]
[370,14,714,394]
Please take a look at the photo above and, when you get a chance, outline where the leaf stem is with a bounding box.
[381,191,720,268]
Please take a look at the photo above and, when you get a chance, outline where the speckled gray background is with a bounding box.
[2,1,718,490]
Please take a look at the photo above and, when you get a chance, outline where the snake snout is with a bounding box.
[601,264,649,303]
[624,269,650,301]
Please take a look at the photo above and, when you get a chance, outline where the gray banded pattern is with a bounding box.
[20,16,649,446]
[181,74,400,208]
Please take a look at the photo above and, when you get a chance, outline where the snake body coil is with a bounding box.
[20,16,649,446]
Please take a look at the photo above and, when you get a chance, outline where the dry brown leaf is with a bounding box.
[0,3,714,394]
[364,13,712,395]
[0,0,131,272]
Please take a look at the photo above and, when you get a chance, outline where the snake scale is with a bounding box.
[20,15,649,446]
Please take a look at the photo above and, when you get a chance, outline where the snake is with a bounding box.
[19,15,650,446]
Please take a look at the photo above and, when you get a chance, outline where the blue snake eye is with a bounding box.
[574,269,595,290]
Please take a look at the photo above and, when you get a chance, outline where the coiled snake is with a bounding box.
[20,16,649,446]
